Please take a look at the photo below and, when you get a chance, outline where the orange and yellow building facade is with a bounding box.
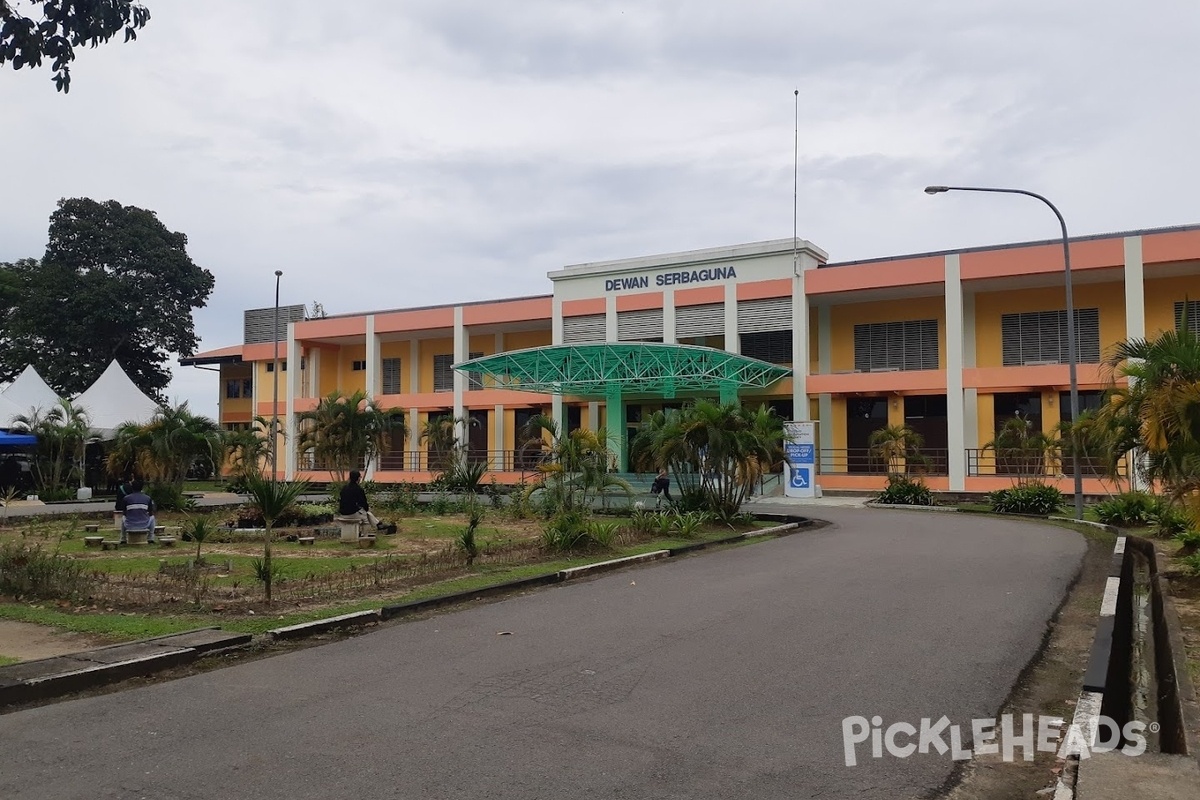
[185,224,1200,494]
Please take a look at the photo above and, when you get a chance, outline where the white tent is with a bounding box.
[2,365,63,419]
[0,392,25,429]
[73,360,162,437]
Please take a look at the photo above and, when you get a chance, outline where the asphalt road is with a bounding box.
[0,507,1086,799]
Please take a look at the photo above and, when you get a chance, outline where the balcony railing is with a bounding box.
[375,450,544,473]
[818,448,950,476]
[965,449,1134,480]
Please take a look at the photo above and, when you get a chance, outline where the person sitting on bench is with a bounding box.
[338,470,396,534]
[118,479,157,543]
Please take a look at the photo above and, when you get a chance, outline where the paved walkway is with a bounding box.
[0,507,1085,799]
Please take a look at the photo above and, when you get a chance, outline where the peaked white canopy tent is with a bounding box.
[2,365,63,420]
[0,392,25,429]
[72,360,162,438]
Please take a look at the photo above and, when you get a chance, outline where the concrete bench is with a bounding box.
[158,537,177,547]
[125,530,150,546]
[84,524,100,533]
[298,537,316,546]
[83,536,104,548]
[335,516,365,543]
[101,540,121,551]
[357,535,376,549]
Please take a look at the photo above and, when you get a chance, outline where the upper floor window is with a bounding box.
[1176,300,1200,335]
[225,380,242,399]
[1000,309,1099,366]
[265,357,306,373]
[740,330,792,364]
[433,354,454,392]
[853,319,938,372]
[351,360,367,371]
[467,352,484,389]
[382,358,402,395]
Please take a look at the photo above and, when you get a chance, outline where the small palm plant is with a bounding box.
[242,472,309,603]
[183,515,217,565]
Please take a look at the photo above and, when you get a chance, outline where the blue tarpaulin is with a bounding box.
[0,431,37,446]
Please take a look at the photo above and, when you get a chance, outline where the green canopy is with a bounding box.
[454,342,790,401]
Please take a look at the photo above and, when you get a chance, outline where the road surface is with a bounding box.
[0,507,1086,799]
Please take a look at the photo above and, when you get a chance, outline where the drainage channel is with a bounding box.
[1128,548,1160,753]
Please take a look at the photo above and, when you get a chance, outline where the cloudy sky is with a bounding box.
[2,1,1198,417]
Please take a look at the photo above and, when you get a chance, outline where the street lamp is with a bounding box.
[272,270,283,483]
[924,185,1083,520]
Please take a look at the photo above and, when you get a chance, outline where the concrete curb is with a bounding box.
[863,501,959,513]
[268,610,382,640]
[0,627,252,710]
[559,550,670,580]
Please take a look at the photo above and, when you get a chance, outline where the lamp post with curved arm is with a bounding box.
[924,185,1083,520]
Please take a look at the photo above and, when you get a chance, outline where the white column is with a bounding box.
[306,348,319,399]
[452,306,466,447]
[663,289,676,344]
[723,283,739,354]
[408,407,419,471]
[493,404,505,468]
[792,273,809,420]
[285,322,301,480]
[605,295,618,342]
[1124,235,1145,490]
[494,331,505,354]
[962,292,978,451]
[817,305,831,374]
[552,298,564,345]
[552,297,565,430]
[365,315,379,398]
[409,339,420,393]
[817,304,833,471]
[588,401,600,431]
[945,254,966,491]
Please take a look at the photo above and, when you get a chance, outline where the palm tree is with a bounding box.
[296,390,402,480]
[224,415,273,486]
[868,425,925,476]
[420,413,472,472]
[521,414,630,513]
[11,399,91,492]
[631,400,784,520]
[984,415,1060,483]
[106,403,225,491]
[242,472,309,604]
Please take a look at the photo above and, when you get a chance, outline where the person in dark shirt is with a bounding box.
[338,470,395,534]
[118,479,157,544]
[650,468,674,506]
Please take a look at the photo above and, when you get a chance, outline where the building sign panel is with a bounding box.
[784,420,816,499]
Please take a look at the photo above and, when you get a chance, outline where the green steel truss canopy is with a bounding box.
[454,343,791,402]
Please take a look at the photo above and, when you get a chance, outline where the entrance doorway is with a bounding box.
[846,396,888,473]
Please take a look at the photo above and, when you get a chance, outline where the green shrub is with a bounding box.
[628,508,657,535]
[1092,492,1158,527]
[0,542,87,600]
[457,502,485,565]
[1175,530,1200,556]
[147,483,196,512]
[671,510,711,538]
[586,520,621,549]
[1152,504,1194,539]
[251,556,284,585]
[1181,553,1200,577]
[541,511,608,553]
[875,475,936,506]
[988,483,1064,515]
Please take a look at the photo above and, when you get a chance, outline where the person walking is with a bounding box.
[650,467,674,507]
[338,470,396,534]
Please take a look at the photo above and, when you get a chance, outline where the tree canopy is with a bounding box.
[0,198,215,401]
[0,0,149,92]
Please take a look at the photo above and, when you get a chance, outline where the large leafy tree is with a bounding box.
[0,0,150,92]
[106,403,225,491]
[0,198,215,400]
[296,390,402,481]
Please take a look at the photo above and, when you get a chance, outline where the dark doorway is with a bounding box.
[467,410,489,464]
[381,427,405,470]
[567,405,582,434]
[846,396,888,473]
[904,395,948,474]
[514,408,542,469]
[993,392,1044,476]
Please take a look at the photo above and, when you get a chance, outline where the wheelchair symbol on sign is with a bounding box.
[790,468,810,489]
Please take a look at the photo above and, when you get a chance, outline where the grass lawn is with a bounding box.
[0,506,774,641]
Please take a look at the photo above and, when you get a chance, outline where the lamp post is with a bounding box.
[271,270,283,483]
[924,185,1083,520]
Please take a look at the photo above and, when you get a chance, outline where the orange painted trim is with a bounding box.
[675,286,724,306]
[374,307,455,333]
[965,476,1117,494]
[463,297,553,325]
[963,364,1110,390]
[462,389,551,408]
[255,401,285,416]
[807,256,944,295]
[1142,228,1200,264]
[736,279,792,301]
[295,317,366,339]
[242,342,285,362]
[562,298,606,317]
[291,397,318,412]
[374,392,453,412]
[220,411,252,423]
[807,370,947,394]
[961,238,1122,280]
[616,292,664,312]
[819,475,950,492]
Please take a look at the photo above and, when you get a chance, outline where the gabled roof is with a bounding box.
[0,392,25,429]
[179,344,244,366]
[73,360,161,436]
[2,365,62,417]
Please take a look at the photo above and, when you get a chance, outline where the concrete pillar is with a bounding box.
[408,407,419,471]
[663,289,676,344]
[792,272,809,420]
[408,339,420,394]
[945,254,966,491]
[723,283,739,354]
[607,387,626,471]
[452,306,466,453]
[494,403,505,469]
[818,394,834,472]
[605,295,618,342]
[365,315,379,398]
[285,322,301,481]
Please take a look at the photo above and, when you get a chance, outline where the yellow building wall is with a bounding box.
[830,397,847,450]
[504,329,552,351]
[336,344,367,394]
[1144,276,1198,337]
[829,296,946,372]
[977,393,995,451]
[219,364,253,422]
[808,313,819,374]
[973,283,1126,368]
